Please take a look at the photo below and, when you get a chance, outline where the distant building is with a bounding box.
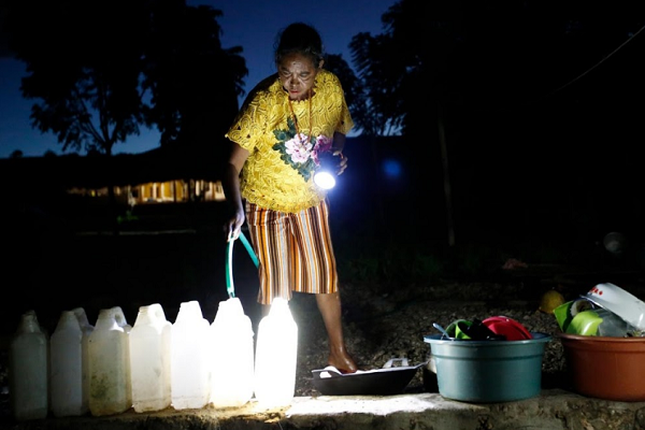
[67,179,225,205]
[0,143,227,206]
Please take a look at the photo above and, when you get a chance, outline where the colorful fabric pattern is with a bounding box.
[225,69,353,213]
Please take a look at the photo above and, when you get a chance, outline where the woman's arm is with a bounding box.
[222,142,250,240]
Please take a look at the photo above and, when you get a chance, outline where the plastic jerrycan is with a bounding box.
[50,309,89,417]
[72,307,94,416]
[9,310,49,421]
[112,306,132,408]
[171,300,211,410]
[210,297,255,408]
[129,303,172,413]
[88,306,131,416]
[254,297,298,408]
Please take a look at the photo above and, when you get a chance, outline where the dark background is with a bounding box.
[2,0,645,335]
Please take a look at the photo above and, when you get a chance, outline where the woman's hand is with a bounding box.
[332,131,347,175]
[225,208,245,242]
[334,151,348,175]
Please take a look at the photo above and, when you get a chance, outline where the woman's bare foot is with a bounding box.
[328,351,358,374]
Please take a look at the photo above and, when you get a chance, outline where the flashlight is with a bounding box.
[313,171,336,189]
[313,152,340,190]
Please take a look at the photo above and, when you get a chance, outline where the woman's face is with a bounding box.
[278,52,321,101]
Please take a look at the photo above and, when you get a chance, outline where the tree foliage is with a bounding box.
[6,0,247,156]
[350,0,645,138]
[350,1,460,138]
[347,0,645,247]
[142,1,247,149]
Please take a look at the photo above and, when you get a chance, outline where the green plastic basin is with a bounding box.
[423,332,552,403]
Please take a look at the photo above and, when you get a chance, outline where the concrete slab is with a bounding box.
[3,389,645,430]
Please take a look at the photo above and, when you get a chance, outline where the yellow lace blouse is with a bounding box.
[225,69,354,213]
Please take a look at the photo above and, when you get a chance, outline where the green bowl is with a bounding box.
[445,319,472,340]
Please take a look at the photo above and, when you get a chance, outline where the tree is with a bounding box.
[7,0,150,156]
[6,0,246,157]
[350,32,403,137]
[142,1,247,151]
[5,0,247,232]
[350,0,458,244]
[349,0,645,246]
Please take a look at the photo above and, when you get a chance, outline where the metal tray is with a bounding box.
[311,358,425,396]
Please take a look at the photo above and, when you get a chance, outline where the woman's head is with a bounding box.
[275,22,324,100]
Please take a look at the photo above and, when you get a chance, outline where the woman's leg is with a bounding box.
[316,291,357,373]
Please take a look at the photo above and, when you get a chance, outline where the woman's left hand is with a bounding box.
[334,151,348,175]
[331,131,347,175]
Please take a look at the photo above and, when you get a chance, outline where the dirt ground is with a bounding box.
[294,276,565,396]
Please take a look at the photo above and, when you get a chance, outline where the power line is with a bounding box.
[541,23,645,101]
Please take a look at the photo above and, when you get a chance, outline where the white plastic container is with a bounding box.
[111,306,132,408]
[210,297,255,408]
[9,310,49,421]
[88,306,131,416]
[72,307,94,415]
[129,303,172,413]
[50,310,86,417]
[254,297,298,408]
[171,300,211,410]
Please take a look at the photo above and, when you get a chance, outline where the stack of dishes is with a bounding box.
[554,283,645,337]
[583,283,645,334]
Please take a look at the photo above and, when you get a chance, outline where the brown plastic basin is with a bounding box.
[559,333,645,401]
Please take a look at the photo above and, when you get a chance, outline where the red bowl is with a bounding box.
[482,316,532,341]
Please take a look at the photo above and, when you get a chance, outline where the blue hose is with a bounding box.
[226,231,259,298]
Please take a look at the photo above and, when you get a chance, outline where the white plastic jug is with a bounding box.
[171,300,211,410]
[111,306,132,408]
[50,310,86,417]
[210,297,255,408]
[9,310,49,421]
[88,306,131,416]
[129,303,172,413]
[254,297,298,408]
[72,307,94,415]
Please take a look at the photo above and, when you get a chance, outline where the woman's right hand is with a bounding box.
[225,208,245,242]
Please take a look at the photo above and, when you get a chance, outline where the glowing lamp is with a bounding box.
[313,152,340,189]
[313,170,336,189]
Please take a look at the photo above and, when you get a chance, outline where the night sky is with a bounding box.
[1,1,645,250]
[0,0,397,158]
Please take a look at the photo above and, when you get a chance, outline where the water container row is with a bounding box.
[9,297,297,421]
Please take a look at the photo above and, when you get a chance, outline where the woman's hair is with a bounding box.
[274,22,324,67]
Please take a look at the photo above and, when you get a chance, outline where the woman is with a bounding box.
[222,22,357,374]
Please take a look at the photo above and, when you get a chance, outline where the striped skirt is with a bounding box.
[245,199,338,305]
